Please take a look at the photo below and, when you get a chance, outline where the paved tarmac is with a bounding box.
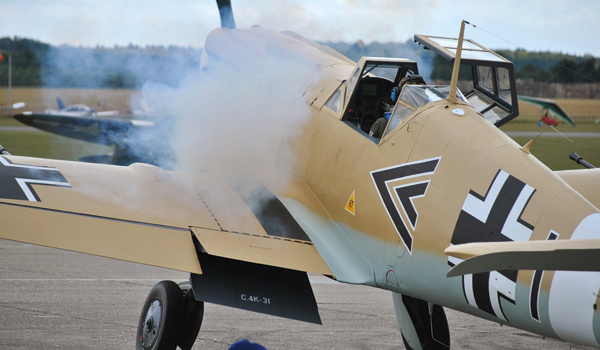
[0,239,593,350]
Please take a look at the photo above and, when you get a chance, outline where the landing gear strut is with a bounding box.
[136,280,204,350]
[393,293,450,350]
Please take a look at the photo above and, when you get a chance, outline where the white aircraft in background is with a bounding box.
[44,97,119,117]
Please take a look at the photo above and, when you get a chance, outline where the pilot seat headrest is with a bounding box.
[391,86,400,103]
[399,74,426,88]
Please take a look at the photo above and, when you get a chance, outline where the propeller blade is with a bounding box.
[216,0,236,29]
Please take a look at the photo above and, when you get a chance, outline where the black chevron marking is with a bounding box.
[371,157,440,253]
[395,181,429,229]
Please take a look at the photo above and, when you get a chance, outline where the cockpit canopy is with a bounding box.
[414,34,519,127]
[339,57,468,141]
[335,36,519,143]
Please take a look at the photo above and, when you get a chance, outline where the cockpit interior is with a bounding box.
[342,58,419,135]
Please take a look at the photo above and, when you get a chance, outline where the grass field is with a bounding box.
[510,136,600,170]
[502,99,600,170]
[1,118,598,171]
[0,127,114,161]
[1,88,599,171]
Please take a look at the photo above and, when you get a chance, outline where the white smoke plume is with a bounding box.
[120,26,331,225]
[164,28,323,185]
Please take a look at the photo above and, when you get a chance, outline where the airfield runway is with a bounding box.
[0,238,593,350]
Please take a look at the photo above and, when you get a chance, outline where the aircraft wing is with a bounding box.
[445,239,600,277]
[0,155,331,276]
[555,168,600,209]
[518,95,575,126]
[14,113,153,146]
[446,167,600,277]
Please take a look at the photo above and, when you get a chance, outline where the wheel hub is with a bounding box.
[141,299,162,348]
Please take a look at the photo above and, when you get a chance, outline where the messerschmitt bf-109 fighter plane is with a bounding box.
[2,2,600,349]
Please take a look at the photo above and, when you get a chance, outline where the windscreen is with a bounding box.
[400,85,467,109]
[382,85,467,138]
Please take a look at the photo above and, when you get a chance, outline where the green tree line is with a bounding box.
[0,37,49,86]
[1,36,598,88]
[0,37,202,89]
[430,49,600,83]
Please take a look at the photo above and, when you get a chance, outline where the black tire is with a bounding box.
[136,280,185,350]
[177,281,204,350]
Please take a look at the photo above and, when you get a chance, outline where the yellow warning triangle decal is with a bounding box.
[345,190,356,216]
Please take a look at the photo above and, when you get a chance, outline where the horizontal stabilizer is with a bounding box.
[445,239,600,277]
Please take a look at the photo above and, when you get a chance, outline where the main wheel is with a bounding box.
[136,281,185,350]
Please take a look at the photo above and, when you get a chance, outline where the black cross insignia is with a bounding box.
[529,230,558,322]
[0,156,71,202]
[449,169,535,321]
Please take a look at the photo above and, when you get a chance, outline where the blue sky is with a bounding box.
[2,0,599,56]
